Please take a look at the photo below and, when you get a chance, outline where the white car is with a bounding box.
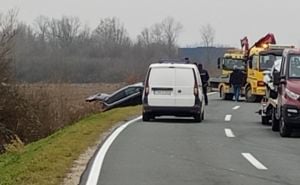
[142,63,205,122]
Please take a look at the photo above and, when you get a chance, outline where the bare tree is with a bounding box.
[200,24,215,47]
[34,16,50,41]
[47,16,81,48]
[92,17,130,57]
[137,27,151,46]
[161,17,182,56]
[200,24,216,63]
[150,23,164,44]
[0,9,18,84]
[0,9,23,153]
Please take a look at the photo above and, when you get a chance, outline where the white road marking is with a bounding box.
[232,106,240,110]
[225,114,232,122]
[207,92,217,96]
[86,116,142,185]
[242,153,268,170]
[225,128,235,137]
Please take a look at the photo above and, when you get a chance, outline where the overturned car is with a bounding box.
[86,82,144,111]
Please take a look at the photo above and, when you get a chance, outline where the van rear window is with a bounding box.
[175,68,194,86]
[149,68,175,86]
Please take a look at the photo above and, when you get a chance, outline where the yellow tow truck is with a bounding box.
[243,33,292,102]
[210,49,246,100]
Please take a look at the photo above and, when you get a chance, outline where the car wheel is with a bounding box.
[194,113,202,123]
[142,112,150,122]
[279,116,292,137]
[271,108,279,131]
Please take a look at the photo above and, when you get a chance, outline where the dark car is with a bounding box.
[86,82,144,111]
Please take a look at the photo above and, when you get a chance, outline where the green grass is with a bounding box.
[0,106,141,185]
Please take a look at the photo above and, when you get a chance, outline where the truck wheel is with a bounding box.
[255,96,263,102]
[220,86,226,100]
[245,86,256,102]
[271,108,279,131]
[226,94,234,100]
[142,112,150,122]
[279,116,292,137]
[220,87,233,100]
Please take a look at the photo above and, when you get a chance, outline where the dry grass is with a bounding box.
[15,83,125,143]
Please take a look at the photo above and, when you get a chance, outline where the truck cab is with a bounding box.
[274,48,300,137]
[210,49,246,100]
[246,45,284,102]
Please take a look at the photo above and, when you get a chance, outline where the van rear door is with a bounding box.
[175,68,195,107]
[148,67,176,106]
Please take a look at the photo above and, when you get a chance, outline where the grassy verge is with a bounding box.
[0,106,141,185]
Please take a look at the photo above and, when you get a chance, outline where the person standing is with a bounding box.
[229,65,245,102]
[197,63,210,105]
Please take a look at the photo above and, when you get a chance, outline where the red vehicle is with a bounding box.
[272,48,300,137]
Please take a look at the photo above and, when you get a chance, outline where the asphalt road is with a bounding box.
[81,93,300,185]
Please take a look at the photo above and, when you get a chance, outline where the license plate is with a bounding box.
[154,90,171,95]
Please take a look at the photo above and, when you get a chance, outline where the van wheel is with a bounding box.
[271,108,279,131]
[142,113,150,122]
[279,116,292,137]
[245,86,256,102]
[194,113,202,123]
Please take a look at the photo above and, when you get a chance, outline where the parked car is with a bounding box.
[86,82,144,111]
[142,63,205,122]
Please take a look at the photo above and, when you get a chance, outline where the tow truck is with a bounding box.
[210,49,246,100]
[242,33,281,102]
[260,48,300,137]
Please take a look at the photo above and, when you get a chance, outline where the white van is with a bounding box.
[142,63,205,122]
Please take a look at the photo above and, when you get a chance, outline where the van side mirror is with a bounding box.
[217,58,221,69]
[273,70,280,85]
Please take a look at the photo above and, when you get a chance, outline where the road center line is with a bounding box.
[225,114,232,122]
[86,116,142,185]
[232,106,240,110]
[242,153,268,170]
[225,128,235,137]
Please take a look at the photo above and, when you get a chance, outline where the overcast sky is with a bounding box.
[1,0,299,47]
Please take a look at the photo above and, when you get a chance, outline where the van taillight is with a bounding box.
[192,69,199,97]
[144,68,151,97]
[145,87,149,96]
[194,86,199,96]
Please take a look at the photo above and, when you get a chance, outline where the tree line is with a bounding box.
[12,14,184,83]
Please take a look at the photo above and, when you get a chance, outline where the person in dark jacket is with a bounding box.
[229,65,245,101]
[197,63,210,105]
